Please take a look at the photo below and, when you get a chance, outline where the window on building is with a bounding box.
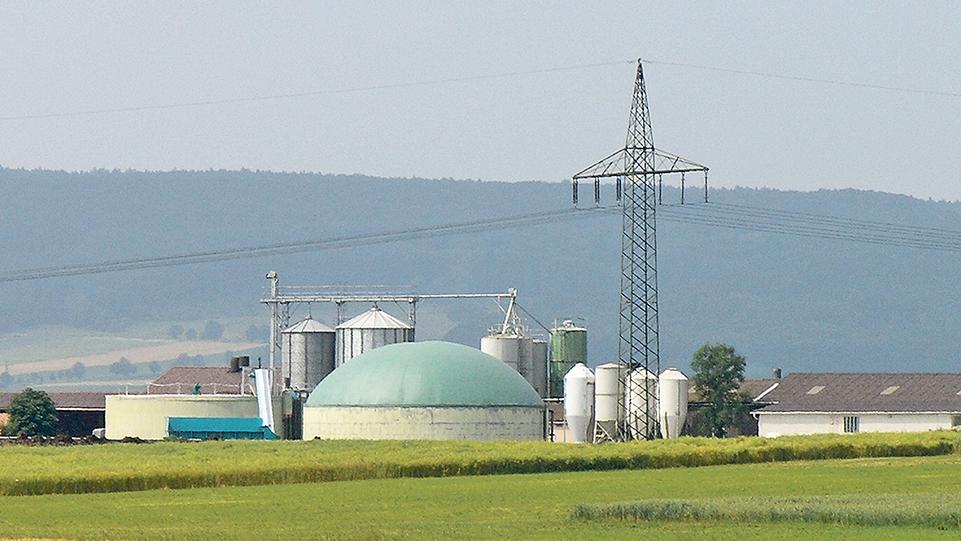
[952,415,961,428]
[843,416,860,433]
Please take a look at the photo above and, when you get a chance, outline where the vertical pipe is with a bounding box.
[267,271,279,373]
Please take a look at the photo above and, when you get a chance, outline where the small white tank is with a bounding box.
[593,363,625,442]
[625,368,658,440]
[563,363,595,443]
[658,368,689,439]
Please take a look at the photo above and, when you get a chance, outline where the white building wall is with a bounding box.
[758,412,957,437]
[303,406,544,441]
[106,395,284,440]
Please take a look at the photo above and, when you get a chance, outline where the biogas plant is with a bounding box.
[106,61,697,443]
[106,272,689,443]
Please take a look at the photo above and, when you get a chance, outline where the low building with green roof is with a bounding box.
[303,341,545,440]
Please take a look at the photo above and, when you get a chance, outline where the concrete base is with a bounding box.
[303,405,544,440]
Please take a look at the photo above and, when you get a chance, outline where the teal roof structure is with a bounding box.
[167,417,278,440]
[305,341,543,408]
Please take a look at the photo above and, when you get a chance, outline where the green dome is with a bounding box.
[306,341,543,408]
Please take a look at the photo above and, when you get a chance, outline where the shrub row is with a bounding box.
[1,431,959,496]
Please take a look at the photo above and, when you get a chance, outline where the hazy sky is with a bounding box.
[1,2,959,199]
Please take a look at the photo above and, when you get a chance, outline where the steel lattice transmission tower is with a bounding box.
[573,59,709,441]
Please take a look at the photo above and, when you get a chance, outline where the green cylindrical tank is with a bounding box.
[550,320,587,397]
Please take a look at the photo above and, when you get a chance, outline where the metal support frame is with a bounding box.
[573,59,709,441]
[262,276,519,382]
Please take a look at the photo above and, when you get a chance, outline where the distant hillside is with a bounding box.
[2,167,961,377]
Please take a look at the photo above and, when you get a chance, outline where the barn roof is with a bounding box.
[757,373,961,413]
[0,392,106,411]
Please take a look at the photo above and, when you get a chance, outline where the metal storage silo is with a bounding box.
[593,363,624,442]
[625,368,658,440]
[335,307,413,366]
[281,316,336,391]
[550,320,587,397]
[531,339,548,398]
[480,333,535,391]
[658,368,689,439]
[563,363,595,443]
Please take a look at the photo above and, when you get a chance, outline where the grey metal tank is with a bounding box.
[281,316,336,392]
[335,307,413,366]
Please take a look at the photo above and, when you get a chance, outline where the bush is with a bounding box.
[6,388,58,437]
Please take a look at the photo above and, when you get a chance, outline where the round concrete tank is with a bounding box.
[563,363,595,443]
[550,320,587,397]
[625,368,658,440]
[531,339,548,398]
[281,316,336,392]
[658,368,689,439]
[303,341,544,441]
[593,363,624,441]
[336,307,413,367]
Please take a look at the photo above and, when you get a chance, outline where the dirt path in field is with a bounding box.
[6,340,261,375]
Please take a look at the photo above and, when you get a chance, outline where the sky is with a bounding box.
[1,2,959,199]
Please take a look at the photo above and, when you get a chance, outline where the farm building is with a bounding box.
[0,392,106,436]
[105,394,283,440]
[755,373,961,436]
[303,341,545,440]
[148,364,263,395]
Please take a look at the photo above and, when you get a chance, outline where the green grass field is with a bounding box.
[0,432,957,495]
[2,453,961,540]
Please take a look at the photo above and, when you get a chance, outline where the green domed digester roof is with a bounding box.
[306,341,543,408]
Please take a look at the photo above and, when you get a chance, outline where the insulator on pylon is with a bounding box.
[594,179,600,205]
[616,176,622,202]
[572,178,578,206]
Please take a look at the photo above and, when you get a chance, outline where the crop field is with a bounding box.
[2,451,961,539]
[0,431,958,496]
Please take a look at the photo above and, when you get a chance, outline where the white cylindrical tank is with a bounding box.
[281,316,336,391]
[531,339,548,398]
[658,368,689,439]
[336,307,413,366]
[563,363,595,443]
[593,363,625,441]
[481,333,536,391]
[625,368,658,440]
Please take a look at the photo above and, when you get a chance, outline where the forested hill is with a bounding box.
[2,166,960,377]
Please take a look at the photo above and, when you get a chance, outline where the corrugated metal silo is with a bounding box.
[549,320,587,397]
[658,368,689,439]
[625,368,658,440]
[563,363,595,443]
[336,307,413,366]
[593,363,624,442]
[281,316,336,391]
[531,339,548,398]
[480,333,535,391]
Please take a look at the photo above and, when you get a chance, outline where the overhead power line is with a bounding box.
[642,58,961,99]
[0,206,619,283]
[0,60,633,121]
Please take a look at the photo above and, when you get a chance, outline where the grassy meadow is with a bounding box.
[0,431,958,495]
[2,452,961,539]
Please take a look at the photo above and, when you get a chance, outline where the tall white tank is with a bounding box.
[625,368,658,440]
[281,316,336,391]
[593,363,625,442]
[335,307,413,366]
[531,339,548,398]
[481,333,535,390]
[658,368,689,439]
[563,363,595,443]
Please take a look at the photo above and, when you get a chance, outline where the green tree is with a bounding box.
[5,388,59,436]
[109,357,137,376]
[691,343,746,437]
[0,371,12,389]
[167,325,184,339]
[67,361,85,380]
[202,320,224,341]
